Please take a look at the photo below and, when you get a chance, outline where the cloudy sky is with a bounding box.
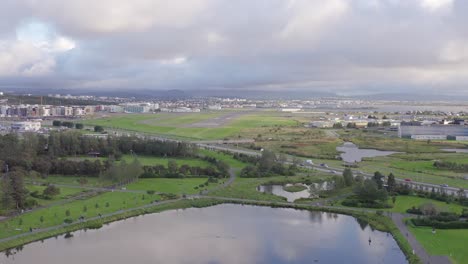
[0,0,467,95]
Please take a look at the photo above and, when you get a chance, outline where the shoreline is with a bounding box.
[0,197,420,264]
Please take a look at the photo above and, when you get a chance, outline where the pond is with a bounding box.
[441,148,468,153]
[0,204,407,264]
[257,182,333,202]
[337,142,399,163]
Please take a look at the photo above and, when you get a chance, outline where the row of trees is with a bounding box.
[433,160,468,173]
[100,159,143,184]
[141,163,225,179]
[52,120,83,129]
[0,132,196,168]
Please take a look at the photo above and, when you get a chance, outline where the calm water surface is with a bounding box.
[337,142,399,163]
[257,182,333,202]
[1,204,407,264]
[441,148,468,153]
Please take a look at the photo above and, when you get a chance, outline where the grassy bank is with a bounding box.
[409,226,467,264]
[0,197,420,264]
[0,198,222,252]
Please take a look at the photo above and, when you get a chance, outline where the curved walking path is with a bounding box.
[391,213,451,264]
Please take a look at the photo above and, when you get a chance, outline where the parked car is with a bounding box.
[440,184,449,188]
[404,178,412,182]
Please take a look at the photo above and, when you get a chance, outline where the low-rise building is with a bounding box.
[11,121,42,132]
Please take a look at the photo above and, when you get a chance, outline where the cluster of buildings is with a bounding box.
[309,114,400,129]
[0,121,42,133]
[399,120,468,140]
[0,105,95,118]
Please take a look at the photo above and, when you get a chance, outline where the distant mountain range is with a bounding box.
[3,87,468,102]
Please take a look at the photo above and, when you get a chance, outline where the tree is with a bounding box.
[373,171,384,189]
[65,209,70,217]
[1,175,13,209]
[346,122,356,129]
[9,169,29,209]
[167,160,178,176]
[354,179,388,202]
[392,196,396,204]
[258,149,276,173]
[94,126,104,132]
[419,202,438,216]
[52,120,62,127]
[343,168,354,186]
[61,122,74,129]
[75,123,84,129]
[40,215,44,224]
[333,123,343,129]
[387,173,396,192]
[43,185,60,198]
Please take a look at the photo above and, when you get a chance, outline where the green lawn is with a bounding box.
[25,175,106,187]
[390,196,467,214]
[0,192,159,239]
[26,185,88,206]
[68,154,219,168]
[409,227,468,264]
[126,178,223,194]
[198,149,248,171]
[120,155,212,167]
[339,195,467,214]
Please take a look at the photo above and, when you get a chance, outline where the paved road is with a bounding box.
[201,168,237,195]
[391,213,451,264]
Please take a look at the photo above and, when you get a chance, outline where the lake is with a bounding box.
[1,204,407,264]
[337,142,399,163]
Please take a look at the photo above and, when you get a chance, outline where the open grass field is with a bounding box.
[198,149,248,171]
[245,127,342,159]
[339,195,467,214]
[121,155,212,167]
[409,227,468,264]
[26,185,88,206]
[0,191,160,240]
[83,111,300,139]
[25,175,106,187]
[126,178,223,194]
[67,154,214,168]
[389,196,467,214]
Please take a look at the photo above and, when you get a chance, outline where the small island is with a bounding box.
[283,184,308,193]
